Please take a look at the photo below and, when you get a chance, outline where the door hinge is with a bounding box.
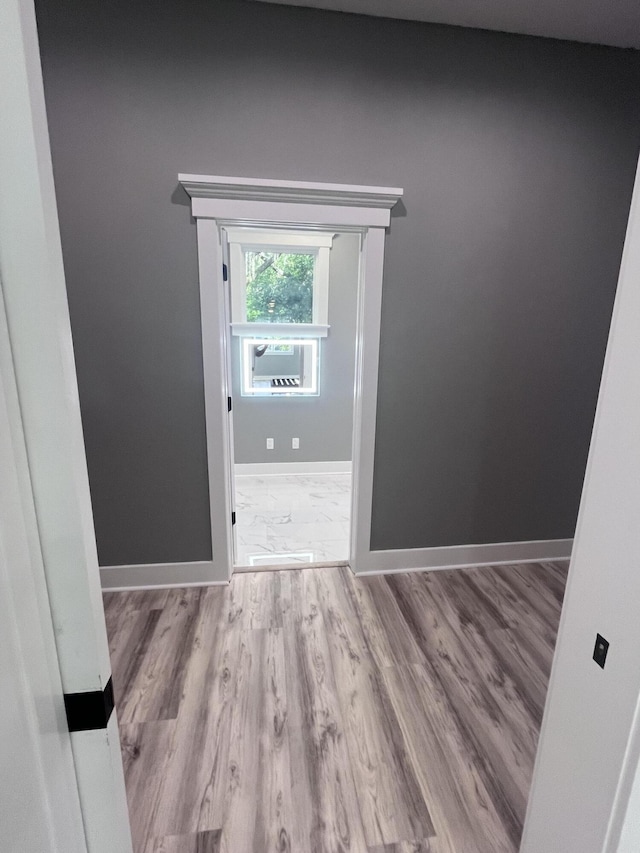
[222,263,228,282]
[227,396,232,412]
[231,511,236,526]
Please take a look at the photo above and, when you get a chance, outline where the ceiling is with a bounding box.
[252,0,640,49]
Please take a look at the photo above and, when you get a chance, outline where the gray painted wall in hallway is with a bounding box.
[232,232,359,465]
[36,0,640,564]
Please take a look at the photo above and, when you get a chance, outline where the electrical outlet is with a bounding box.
[292,437,299,449]
[266,438,274,450]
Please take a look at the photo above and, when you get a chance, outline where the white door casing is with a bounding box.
[179,173,403,581]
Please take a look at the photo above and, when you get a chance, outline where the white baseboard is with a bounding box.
[353,538,573,576]
[235,460,352,476]
[99,560,229,591]
[100,539,573,590]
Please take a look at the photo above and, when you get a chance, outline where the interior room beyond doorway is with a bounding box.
[229,228,360,569]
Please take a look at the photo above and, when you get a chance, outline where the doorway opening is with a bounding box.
[179,173,402,582]
[225,226,359,569]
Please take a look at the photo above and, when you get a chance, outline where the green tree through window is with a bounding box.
[245,251,314,323]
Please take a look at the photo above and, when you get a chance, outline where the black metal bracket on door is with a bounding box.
[231,511,236,526]
[222,263,228,282]
[64,676,115,733]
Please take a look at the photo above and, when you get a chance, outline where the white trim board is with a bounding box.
[225,228,335,248]
[99,561,227,590]
[353,538,573,576]
[235,461,352,476]
[99,540,571,590]
[179,174,403,210]
[231,323,330,337]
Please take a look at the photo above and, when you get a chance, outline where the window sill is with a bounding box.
[231,323,329,338]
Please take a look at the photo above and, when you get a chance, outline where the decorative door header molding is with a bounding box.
[178,173,403,211]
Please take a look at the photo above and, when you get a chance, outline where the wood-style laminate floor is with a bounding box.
[103,561,568,853]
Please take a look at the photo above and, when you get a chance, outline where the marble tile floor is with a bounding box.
[233,471,351,567]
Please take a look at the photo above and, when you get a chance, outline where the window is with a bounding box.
[226,229,333,336]
[226,229,332,398]
[245,250,314,324]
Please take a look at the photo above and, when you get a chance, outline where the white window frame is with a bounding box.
[226,228,333,336]
[178,173,403,580]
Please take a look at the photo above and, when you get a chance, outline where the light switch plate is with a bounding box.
[593,633,609,669]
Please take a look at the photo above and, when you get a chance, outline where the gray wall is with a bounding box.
[232,232,359,464]
[35,0,640,564]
